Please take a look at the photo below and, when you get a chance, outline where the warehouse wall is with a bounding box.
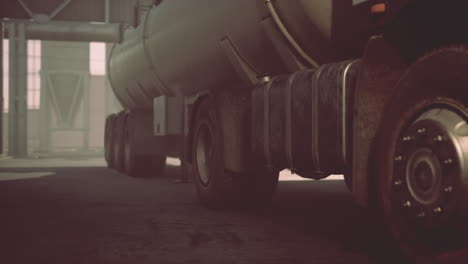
[41,41,90,151]
[2,110,40,155]
[2,40,120,154]
[1,0,139,155]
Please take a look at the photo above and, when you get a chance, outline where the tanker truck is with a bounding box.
[104,0,468,262]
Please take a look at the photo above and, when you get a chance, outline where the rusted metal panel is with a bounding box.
[351,36,408,207]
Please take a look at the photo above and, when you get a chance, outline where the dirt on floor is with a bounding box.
[0,157,454,264]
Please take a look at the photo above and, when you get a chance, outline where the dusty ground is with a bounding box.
[0,156,412,264]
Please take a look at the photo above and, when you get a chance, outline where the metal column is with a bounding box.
[83,73,90,151]
[105,0,110,23]
[8,23,16,156]
[17,23,27,157]
[0,22,3,154]
[8,23,28,157]
[38,68,50,153]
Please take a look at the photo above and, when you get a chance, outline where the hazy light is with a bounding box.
[90,42,106,76]
[0,172,55,181]
[279,170,344,181]
[2,39,41,111]
[27,40,41,109]
[3,39,8,112]
[0,158,106,168]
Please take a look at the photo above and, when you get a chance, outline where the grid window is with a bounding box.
[28,40,41,110]
[3,39,8,112]
[2,39,41,111]
[90,42,106,76]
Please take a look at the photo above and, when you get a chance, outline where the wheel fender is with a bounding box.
[351,35,408,207]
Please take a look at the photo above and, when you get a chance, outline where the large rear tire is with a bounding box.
[112,113,126,172]
[123,114,166,177]
[104,114,116,168]
[374,46,468,263]
[191,98,241,209]
[191,97,279,209]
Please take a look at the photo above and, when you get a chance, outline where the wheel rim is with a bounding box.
[124,138,131,172]
[392,106,468,230]
[196,123,214,186]
[104,119,111,162]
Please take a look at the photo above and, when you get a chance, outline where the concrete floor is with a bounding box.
[0,156,409,264]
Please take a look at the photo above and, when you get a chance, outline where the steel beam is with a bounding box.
[17,0,34,18]
[38,69,50,153]
[3,20,123,43]
[49,0,73,20]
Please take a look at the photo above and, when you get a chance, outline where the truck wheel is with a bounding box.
[192,98,241,209]
[113,113,126,172]
[123,119,166,177]
[104,114,116,168]
[374,47,468,262]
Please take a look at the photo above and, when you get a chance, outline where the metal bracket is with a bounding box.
[17,0,72,21]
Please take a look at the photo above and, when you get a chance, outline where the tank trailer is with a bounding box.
[104,0,468,261]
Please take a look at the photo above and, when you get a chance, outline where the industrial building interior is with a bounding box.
[0,1,371,263]
[0,0,466,264]
[1,0,128,157]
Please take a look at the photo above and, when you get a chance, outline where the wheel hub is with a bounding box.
[414,162,433,191]
[393,107,468,228]
[406,148,442,205]
[124,140,131,172]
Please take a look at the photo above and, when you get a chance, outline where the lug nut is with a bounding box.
[433,207,443,214]
[444,186,453,193]
[417,212,426,218]
[434,135,444,142]
[403,201,412,208]
[443,158,453,165]
[403,136,413,142]
[395,155,403,162]
[417,128,427,135]
[394,180,403,186]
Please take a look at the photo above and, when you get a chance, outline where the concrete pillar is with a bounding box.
[7,23,28,158]
[83,73,90,150]
[16,23,27,157]
[8,23,17,156]
[38,68,50,153]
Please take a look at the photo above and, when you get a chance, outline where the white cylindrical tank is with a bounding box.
[108,0,371,109]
